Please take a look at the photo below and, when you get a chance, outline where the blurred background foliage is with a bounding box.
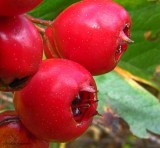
[1,0,160,147]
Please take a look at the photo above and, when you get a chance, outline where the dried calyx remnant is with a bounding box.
[115,24,134,62]
[71,89,99,123]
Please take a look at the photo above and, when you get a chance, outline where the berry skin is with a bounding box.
[0,15,43,91]
[47,0,133,75]
[14,59,98,142]
[0,110,49,148]
[0,0,42,16]
[43,26,58,58]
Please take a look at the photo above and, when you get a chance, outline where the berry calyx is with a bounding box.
[14,59,98,142]
[115,23,134,62]
[71,91,99,123]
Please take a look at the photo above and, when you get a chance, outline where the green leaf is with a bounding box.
[49,143,59,148]
[29,0,79,20]
[118,62,160,91]
[119,2,160,87]
[114,0,150,10]
[95,72,160,138]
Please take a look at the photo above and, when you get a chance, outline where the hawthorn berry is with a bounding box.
[43,26,58,58]
[0,0,42,16]
[0,15,43,91]
[0,110,49,148]
[46,0,133,75]
[14,59,98,142]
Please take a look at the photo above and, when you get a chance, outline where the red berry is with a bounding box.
[0,0,42,16]
[14,59,98,142]
[47,0,133,75]
[0,110,49,148]
[43,26,59,58]
[0,15,43,91]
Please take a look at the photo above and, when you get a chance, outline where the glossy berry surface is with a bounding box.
[0,15,43,91]
[0,110,49,148]
[14,59,98,142]
[49,0,133,75]
[0,0,42,16]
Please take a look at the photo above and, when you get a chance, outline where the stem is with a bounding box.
[25,14,52,26]
[35,25,45,34]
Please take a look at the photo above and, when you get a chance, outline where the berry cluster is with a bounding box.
[0,0,132,147]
